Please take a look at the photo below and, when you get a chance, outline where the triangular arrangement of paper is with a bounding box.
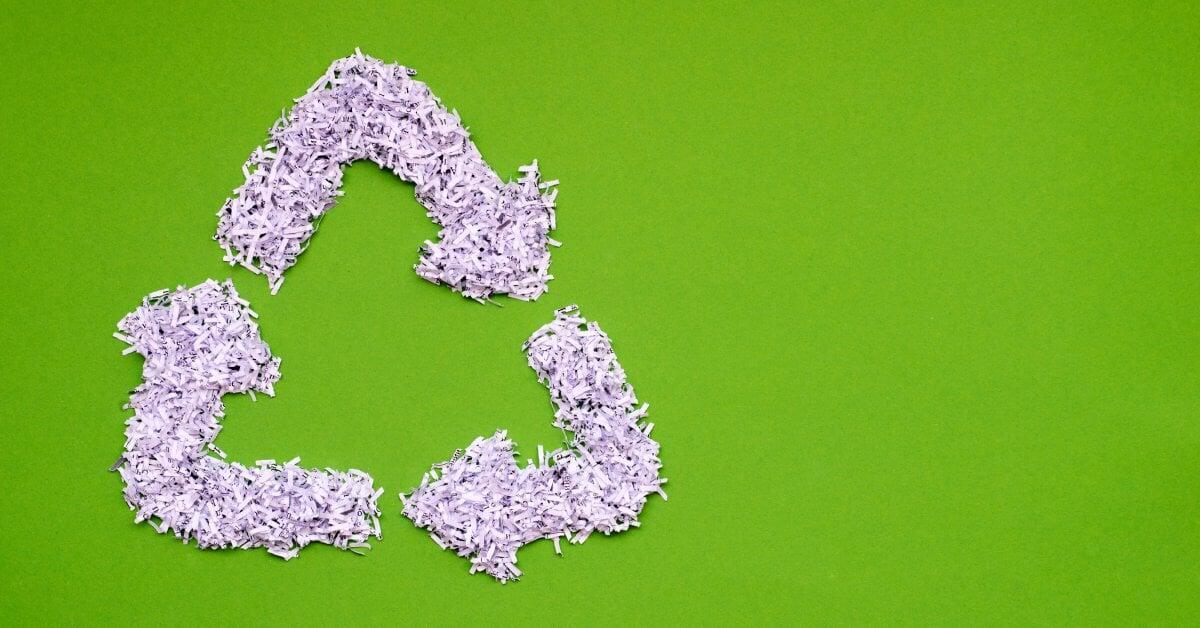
[111,52,664,580]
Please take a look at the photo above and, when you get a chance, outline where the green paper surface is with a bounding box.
[1,2,1197,624]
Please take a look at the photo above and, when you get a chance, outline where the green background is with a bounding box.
[1,1,1197,624]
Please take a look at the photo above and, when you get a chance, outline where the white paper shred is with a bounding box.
[401,305,666,582]
[215,49,559,300]
[114,279,382,558]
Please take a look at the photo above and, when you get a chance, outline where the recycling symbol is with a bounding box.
[112,51,665,582]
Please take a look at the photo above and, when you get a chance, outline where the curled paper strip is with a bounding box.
[402,305,667,581]
[216,49,559,300]
[114,279,382,559]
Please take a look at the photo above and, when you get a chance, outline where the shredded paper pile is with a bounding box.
[112,51,665,580]
[114,280,382,558]
[216,49,559,300]
[402,305,666,581]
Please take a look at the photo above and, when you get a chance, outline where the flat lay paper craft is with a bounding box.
[112,50,665,581]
